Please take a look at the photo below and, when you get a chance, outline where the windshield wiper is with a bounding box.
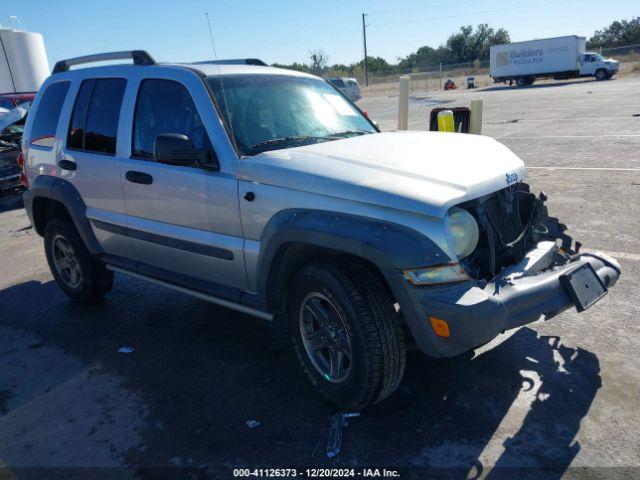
[324,130,371,138]
[250,136,323,151]
[248,131,370,154]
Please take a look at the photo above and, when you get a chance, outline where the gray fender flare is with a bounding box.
[256,209,450,303]
[23,175,104,255]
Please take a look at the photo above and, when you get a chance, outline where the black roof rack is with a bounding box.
[192,58,267,67]
[52,50,156,74]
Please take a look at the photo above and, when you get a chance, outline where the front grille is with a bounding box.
[463,183,539,279]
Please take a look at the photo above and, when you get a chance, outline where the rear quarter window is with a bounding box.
[30,81,70,148]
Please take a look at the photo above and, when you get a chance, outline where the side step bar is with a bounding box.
[106,265,273,321]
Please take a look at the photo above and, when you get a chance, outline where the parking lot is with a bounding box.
[1,75,639,478]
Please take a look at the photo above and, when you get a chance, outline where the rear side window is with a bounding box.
[30,81,70,148]
[132,79,211,159]
[67,78,126,155]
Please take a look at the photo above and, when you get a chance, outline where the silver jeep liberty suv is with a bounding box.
[21,51,620,409]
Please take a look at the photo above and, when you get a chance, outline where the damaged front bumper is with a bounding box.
[392,243,621,358]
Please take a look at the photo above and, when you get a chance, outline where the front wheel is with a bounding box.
[44,219,114,303]
[288,260,406,410]
[595,69,607,81]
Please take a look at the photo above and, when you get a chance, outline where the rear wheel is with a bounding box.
[595,69,607,81]
[44,219,113,303]
[516,77,528,87]
[288,259,406,410]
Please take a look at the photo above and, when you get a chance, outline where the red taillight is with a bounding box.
[17,151,28,188]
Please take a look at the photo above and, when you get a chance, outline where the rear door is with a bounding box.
[60,77,133,259]
[119,71,246,290]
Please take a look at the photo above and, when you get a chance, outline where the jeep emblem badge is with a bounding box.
[506,172,519,185]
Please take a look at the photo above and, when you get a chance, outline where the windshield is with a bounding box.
[206,75,376,156]
[592,53,605,61]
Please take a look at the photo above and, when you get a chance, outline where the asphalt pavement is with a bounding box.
[1,75,639,479]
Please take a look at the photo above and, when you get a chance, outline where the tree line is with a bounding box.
[586,17,640,49]
[273,17,639,78]
[273,23,510,78]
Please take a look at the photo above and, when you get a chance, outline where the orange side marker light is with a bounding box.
[429,317,451,338]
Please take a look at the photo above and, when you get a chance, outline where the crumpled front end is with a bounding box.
[391,182,622,358]
[461,182,575,281]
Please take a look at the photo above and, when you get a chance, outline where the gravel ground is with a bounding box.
[1,75,639,479]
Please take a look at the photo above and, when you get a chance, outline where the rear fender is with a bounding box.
[23,175,103,255]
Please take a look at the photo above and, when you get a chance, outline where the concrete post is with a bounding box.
[470,98,483,135]
[398,75,410,130]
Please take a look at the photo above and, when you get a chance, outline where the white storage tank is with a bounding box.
[0,27,50,94]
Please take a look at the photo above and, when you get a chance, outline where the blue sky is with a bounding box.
[3,0,638,67]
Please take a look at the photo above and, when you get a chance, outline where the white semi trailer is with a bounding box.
[490,36,619,87]
[0,27,49,94]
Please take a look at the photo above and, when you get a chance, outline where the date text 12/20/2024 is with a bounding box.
[233,468,401,478]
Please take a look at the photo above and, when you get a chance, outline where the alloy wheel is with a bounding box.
[52,234,83,289]
[299,292,353,383]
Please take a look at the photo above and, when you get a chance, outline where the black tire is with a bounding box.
[595,69,607,81]
[287,259,406,410]
[516,77,527,87]
[44,219,113,303]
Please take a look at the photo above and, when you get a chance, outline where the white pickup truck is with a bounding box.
[490,36,619,86]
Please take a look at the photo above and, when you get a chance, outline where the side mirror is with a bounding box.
[153,133,219,170]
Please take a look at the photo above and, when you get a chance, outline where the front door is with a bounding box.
[579,54,596,75]
[120,76,247,290]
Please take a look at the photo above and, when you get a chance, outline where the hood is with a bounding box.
[0,101,30,132]
[236,131,527,218]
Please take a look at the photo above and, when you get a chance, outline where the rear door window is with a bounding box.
[30,81,70,148]
[67,80,94,150]
[67,78,126,155]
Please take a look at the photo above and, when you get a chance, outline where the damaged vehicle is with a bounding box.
[0,98,32,196]
[21,51,620,410]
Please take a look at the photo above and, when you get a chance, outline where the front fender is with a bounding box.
[256,208,450,303]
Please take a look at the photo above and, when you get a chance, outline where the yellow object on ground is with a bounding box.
[437,110,455,132]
